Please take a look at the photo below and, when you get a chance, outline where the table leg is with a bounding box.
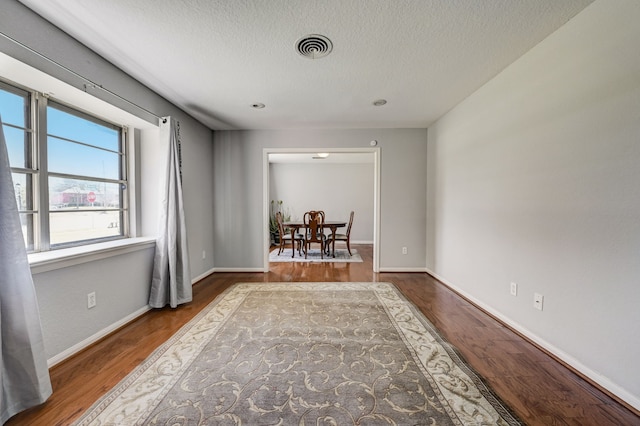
[331,226,337,258]
[291,227,296,258]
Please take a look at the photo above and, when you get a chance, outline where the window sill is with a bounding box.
[29,237,157,274]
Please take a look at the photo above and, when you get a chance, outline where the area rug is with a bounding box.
[270,248,363,262]
[73,282,520,425]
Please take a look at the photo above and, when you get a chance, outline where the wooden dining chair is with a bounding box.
[276,211,303,255]
[303,210,326,259]
[326,211,354,256]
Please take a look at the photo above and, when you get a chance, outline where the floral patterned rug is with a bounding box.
[73,282,520,425]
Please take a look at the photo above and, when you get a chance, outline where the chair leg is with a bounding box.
[346,239,352,256]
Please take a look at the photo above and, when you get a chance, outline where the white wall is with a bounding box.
[213,128,427,270]
[270,162,374,243]
[1,1,215,361]
[426,0,640,409]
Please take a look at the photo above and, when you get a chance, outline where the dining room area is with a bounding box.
[271,209,355,259]
[267,151,375,265]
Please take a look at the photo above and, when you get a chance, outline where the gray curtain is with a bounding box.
[149,117,192,308]
[0,116,52,424]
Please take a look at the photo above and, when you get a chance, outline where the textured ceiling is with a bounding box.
[19,0,594,130]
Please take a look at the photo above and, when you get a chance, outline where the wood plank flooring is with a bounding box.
[7,245,639,425]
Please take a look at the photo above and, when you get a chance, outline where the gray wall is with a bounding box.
[270,162,375,243]
[426,0,640,408]
[213,129,428,270]
[1,0,215,360]
[8,0,635,410]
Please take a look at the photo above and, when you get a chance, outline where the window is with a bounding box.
[1,80,128,252]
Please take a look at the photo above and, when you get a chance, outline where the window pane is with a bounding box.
[3,83,129,252]
[47,106,119,151]
[18,213,35,252]
[4,126,30,168]
[49,176,121,210]
[48,136,121,179]
[11,172,33,211]
[0,88,27,127]
[50,211,122,246]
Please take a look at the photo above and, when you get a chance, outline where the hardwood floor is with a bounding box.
[8,244,639,425]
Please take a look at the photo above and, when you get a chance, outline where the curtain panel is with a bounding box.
[0,116,52,424]
[149,117,192,309]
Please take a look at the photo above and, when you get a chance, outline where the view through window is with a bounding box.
[1,80,128,251]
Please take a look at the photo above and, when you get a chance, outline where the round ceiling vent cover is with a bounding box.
[295,34,333,59]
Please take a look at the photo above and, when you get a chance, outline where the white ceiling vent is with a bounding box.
[295,34,333,59]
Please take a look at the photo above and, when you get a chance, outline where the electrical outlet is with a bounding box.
[87,292,96,309]
[202,250,206,260]
[402,247,408,255]
[533,293,544,311]
[510,282,518,296]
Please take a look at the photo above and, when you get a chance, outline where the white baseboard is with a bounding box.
[47,305,152,367]
[425,268,640,412]
[379,267,428,273]
[192,267,216,284]
[212,267,266,273]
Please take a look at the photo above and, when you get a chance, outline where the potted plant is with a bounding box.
[269,200,291,244]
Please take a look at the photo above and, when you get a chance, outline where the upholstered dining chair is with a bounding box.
[303,210,326,259]
[326,210,354,256]
[276,211,303,256]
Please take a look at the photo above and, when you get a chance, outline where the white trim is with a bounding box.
[29,237,156,274]
[372,149,380,273]
[263,147,381,273]
[425,268,640,412]
[47,305,151,367]
[378,267,429,273]
[191,267,216,284]
[263,149,271,272]
[212,267,267,273]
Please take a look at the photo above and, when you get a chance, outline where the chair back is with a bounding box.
[346,211,354,235]
[275,211,286,238]
[303,210,325,242]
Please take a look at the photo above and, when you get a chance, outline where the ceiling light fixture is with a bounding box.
[296,34,333,59]
[316,153,330,158]
[373,99,387,106]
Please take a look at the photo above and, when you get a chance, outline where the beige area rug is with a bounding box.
[73,282,521,425]
[270,248,363,262]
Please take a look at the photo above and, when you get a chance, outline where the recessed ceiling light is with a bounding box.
[373,99,387,106]
[251,103,265,109]
[316,153,330,158]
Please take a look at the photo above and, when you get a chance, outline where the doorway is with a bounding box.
[263,147,380,272]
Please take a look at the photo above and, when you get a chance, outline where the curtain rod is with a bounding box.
[0,30,166,124]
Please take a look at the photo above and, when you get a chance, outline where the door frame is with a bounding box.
[262,147,380,272]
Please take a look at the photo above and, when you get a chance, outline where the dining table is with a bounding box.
[283,220,347,258]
